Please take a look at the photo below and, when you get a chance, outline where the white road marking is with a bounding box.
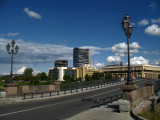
[0,79,149,117]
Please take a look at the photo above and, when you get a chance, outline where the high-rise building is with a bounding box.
[54,60,68,67]
[73,48,91,67]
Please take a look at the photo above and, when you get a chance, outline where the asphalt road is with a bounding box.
[0,79,154,120]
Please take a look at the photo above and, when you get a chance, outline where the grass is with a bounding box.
[138,106,160,120]
[0,82,5,87]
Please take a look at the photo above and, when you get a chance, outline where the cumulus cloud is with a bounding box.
[80,46,109,55]
[138,19,149,26]
[15,66,40,75]
[16,66,26,74]
[107,56,121,64]
[111,42,141,57]
[24,8,42,19]
[151,18,160,24]
[0,38,73,65]
[0,38,110,66]
[94,62,105,68]
[130,56,149,65]
[144,24,160,36]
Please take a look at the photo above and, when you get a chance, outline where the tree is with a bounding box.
[63,75,71,83]
[105,72,112,79]
[23,68,33,76]
[85,74,92,81]
[37,72,48,81]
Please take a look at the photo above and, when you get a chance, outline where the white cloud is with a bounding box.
[8,32,19,37]
[130,56,149,65]
[94,63,105,68]
[0,38,73,65]
[151,18,160,24]
[107,56,121,63]
[0,38,110,67]
[15,66,40,75]
[16,66,26,74]
[144,24,160,36]
[24,8,42,19]
[80,46,109,55]
[138,19,149,26]
[111,42,140,57]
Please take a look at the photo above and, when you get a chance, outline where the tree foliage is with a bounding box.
[105,72,112,79]
[37,72,48,81]
[23,68,33,76]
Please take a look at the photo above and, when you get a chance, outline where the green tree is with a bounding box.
[85,74,92,81]
[63,74,71,83]
[105,72,112,79]
[37,72,48,81]
[23,68,33,76]
[76,77,82,82]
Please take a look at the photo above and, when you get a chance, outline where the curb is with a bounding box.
[131,109,147,120]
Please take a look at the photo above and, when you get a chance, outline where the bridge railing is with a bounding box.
[22,78,125,100]
[95,92,123,106]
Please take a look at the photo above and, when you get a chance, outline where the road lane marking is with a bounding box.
[0,79,150,117]
[0,88,121,117]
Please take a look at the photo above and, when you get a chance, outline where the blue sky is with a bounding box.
[0,0,160,75]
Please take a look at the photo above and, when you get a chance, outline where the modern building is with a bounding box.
[100,64,160,79]
[73,48,91,67]
[76,64,99,81]
[54,60,68,67]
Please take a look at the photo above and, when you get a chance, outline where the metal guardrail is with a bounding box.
[22,79,125,100]
[95,92,123,106]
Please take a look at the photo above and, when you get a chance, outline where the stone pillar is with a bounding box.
[121,84,138,109]
[145,81,154,96]
[57,67,67,81]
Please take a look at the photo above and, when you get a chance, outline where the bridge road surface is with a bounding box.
[0,79,154,120]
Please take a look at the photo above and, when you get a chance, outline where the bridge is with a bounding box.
[0,78,159,120]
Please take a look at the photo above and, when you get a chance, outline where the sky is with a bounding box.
[0,0,160,75]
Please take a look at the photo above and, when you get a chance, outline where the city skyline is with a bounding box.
[0,0,160,75]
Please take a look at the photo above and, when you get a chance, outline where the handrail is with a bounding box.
[22,79,125,100]
[95,92,123,106]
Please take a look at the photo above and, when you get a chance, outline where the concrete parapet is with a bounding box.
[1,84,59,98]
[121,82,154,109]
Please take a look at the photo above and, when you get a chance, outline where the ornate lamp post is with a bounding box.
[6,40,19,81]
[121,14,133,85]
[120,61,123,78]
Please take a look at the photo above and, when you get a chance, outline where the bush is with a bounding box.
[138,106,160,120]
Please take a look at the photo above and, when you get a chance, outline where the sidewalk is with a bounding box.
[66,101,134,120]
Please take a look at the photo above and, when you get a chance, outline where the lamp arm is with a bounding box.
[8,51,11,54]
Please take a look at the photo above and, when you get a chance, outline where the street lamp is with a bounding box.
[120,61,123,78]
[121,14,133,85]
[6,40,19,82]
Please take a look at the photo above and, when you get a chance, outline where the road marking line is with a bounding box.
[0,88,121,117]
[0,79,150,117]
[0,99,79,117]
